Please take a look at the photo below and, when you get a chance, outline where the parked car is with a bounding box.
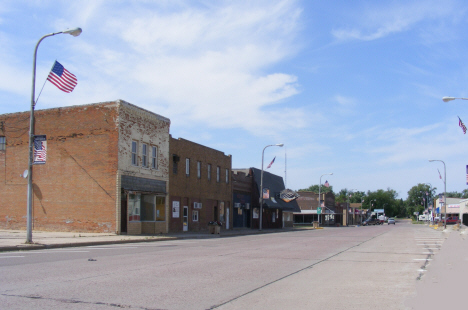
[387,218,396,225]
[363,218,379,226]
[445,216,459,225]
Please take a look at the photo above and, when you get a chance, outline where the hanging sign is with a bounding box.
[33,135,47,165]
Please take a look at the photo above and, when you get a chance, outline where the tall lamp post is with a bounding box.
[429,159,446,229]
[26,27,82,244]
[259,143,283,231]
[318,173,333,225]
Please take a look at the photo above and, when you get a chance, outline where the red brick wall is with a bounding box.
[0,103,119,232]
[169,136,232,232]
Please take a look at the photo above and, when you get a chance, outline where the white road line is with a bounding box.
[418,269,427,272]
[413,259,433,261]
[417,244,441,246]
[0,256,25,259]
[85,246,138,249]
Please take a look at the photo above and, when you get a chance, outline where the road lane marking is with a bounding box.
[0,256,25,258]
[413,259,432,261]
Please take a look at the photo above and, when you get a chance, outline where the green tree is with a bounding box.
[362,188,399,217]
[406,183,435,215]
[298,184,333,194]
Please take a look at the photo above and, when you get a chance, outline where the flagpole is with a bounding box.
[259,143,283,231]
[34,61,57,107]
[26,29,81,244]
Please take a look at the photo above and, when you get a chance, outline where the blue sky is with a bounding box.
[1,0,468,199]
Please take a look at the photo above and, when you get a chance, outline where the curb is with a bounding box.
[0,236,178,252]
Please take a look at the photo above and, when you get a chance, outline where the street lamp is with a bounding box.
[26,27,82,244]
[429,159,446,229]
[347,189,357,226]
[259,143,283,231]
[318,173,333,226]
[442,96,468,102]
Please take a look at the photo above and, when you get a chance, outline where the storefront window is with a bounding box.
[141,195,155,221]
[128,194,141,221]
[129,194,165,222]
[156,196,165,221]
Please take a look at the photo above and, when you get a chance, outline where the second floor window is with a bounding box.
[207,164,211,181]
[151,146,158,169]
[216,166,220,182]
[186,158,190,175]
[226,169,229,184]
[131,141,138,166]
[197,161,201,179]
[142,143,148,167]
[0,136,5,151]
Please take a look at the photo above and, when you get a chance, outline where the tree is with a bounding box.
[298,184,333,194]
[362,188,399,217]
[406,183,435,215]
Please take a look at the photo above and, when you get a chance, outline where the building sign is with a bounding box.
[172,201,180,218]
[33,135,47,165]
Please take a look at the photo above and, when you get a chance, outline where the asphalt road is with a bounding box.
[0,220,446,309]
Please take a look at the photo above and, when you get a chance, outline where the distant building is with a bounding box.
[294,191,338,226]
[232,168,300,229]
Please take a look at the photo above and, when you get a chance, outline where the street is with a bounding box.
[0,221,448,309]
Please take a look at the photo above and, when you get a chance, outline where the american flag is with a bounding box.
[266,156,276,169]
[459,116,467,134]
[324,180,329,187]
[466,165,468,185]
[47,61,77,93]
[33,138,47,164]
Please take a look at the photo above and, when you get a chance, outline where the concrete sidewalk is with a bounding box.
[0,227,310,252]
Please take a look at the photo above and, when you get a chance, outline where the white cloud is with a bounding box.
[331,1,456,41]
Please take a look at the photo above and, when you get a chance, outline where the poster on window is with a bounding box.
[172,201,180,218]
[263,188,269,199]
[253,208,259,219]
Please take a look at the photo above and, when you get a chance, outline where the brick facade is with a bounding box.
[169,137,232,232]
[0,100,170,234]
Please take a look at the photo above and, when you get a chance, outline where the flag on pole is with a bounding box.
[459,116,467,134]
[33,135,47,165]
[466,165,468,185]
[47,61,78,93]
[438,169,442,180]
[267,156,276,169]
[324,180,329,187]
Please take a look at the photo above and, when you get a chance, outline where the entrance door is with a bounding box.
[183,206,188,232]
[226,207,230,229]
[121,193,127,233]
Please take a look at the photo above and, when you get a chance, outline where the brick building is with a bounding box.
[169,137,232,232]
[294,191,339,226]
[232,168,299,229]
[0,100,170,234]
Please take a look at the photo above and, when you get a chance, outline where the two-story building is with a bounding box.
[0,100,170,234]
[169,137,232,232]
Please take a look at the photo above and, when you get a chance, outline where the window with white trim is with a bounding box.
[192,210,199,222]
[142,143,148,167]
[151,146,158,169]
[216,166,220,182]
[131,141,138,166]
[225,169,229,184]
[197,161,201,179]
[207,164,211,181]
[186,158,190,175]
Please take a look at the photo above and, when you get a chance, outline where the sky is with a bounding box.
[1,0,468,200]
